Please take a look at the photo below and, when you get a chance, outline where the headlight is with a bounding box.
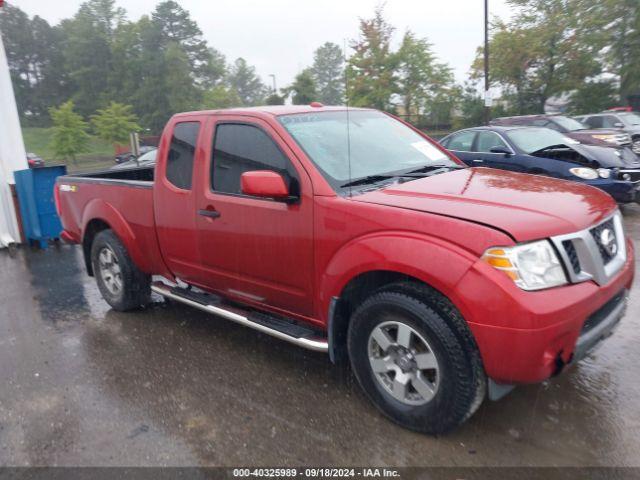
[482,240,568,291]
[591,134,618,144]
[569,167,598,179]
[597,168,611,178]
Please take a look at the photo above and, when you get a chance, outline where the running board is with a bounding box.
[151,282,329,353]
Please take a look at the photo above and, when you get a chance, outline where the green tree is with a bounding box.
[347,7,398,110]
[451,84,485,129]
[575,0,640,101]
[202,85,242,109]
[60,3,114,116]
[265,93,285,105]
[286,69,318,105]
[473,1,600,113]
[227,58,267,106]
[91,102,140,144]
[312,42,344,105]
[0,4,69,124]
[567,80,619,114]
[397,31,455,120]
[49,101,90,164]
[164,42,202,113]
[152,0,221,86]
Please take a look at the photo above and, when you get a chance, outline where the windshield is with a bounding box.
[619,112,640,126]
[553,116,587,132]
[279,110,455,190]
[506,127,579,153]
[137,149,157,162]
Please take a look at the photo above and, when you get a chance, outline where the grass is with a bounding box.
[22,127,117,173]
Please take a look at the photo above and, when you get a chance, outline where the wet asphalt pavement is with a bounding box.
[1,207,639,468]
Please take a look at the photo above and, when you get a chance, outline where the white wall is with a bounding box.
[0,28,28,247]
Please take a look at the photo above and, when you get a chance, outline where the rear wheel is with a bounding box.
[91,229,151,311]
[347,283,485,434]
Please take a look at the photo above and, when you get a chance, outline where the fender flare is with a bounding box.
[80,199,149,273]
[321,231,477,309]
[321,231,478,361]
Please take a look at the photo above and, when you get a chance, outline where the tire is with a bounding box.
[90,229,151,311]
[347,282,486,434]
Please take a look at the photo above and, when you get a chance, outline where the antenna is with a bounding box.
[343,38,352,198]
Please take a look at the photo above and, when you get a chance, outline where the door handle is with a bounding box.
[472,159,484,163]
[198,208,221,219]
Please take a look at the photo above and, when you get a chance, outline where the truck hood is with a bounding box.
[353,167,616,242]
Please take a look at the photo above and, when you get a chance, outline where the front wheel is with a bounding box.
[91,229,151,311]
[347,284,486,434]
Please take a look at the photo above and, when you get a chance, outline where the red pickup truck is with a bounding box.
[55,105,635,434]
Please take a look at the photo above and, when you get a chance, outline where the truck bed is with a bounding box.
[64,166,154,184]
[56,166,167,277]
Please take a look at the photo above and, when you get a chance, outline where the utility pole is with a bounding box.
[483,0,491,125]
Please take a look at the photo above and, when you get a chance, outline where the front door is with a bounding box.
[194,117,314,317]
[472,130,522,171]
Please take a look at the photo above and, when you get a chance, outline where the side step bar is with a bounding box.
[151,282,329,353]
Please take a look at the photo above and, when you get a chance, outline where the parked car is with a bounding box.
[55,106,635,434]
[114,145,156,164]
[26,152,44,168]
[490,114,633,150]
[110,148,156,170]
[574,112,640,154]
[604,106,633,113]
[440,126,640,204]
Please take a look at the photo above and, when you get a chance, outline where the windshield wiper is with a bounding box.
[340,175,395,188]
[340,164,463,188]
[406,164,465,174]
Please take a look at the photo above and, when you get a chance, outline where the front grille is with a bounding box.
[562,240,581,274]
[590,218,617,265]
[615,134,631,146]
[581,290,625,335]
[551,212,626,287]
[618,169,640,183]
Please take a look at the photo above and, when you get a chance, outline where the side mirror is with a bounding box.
[614,122,624,128]
[240,170,290,200]
[489,146,512,156]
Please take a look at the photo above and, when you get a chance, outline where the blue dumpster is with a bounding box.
[14,165,67,249]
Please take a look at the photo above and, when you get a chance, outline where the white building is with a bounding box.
[0,25,28,247]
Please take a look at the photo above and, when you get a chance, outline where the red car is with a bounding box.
[54,106,635,434]
[27,152,45,168]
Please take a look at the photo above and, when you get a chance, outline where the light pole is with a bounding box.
[483,0,491,125]
[269,74,277,95]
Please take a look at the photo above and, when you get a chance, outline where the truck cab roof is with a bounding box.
[173,105,370,120]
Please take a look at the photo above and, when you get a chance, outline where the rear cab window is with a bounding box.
[166,122,200,190]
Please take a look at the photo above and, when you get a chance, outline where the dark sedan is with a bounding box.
[440,126,640,204]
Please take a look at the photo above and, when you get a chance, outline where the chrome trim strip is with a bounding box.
[151,283,329,353]
[60,176,153,189]
[550,211,627,286]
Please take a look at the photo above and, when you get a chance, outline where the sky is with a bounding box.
[14,0,513,89]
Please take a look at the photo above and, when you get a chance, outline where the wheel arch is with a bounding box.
[322,232,478,363]
[80,199,145,276]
